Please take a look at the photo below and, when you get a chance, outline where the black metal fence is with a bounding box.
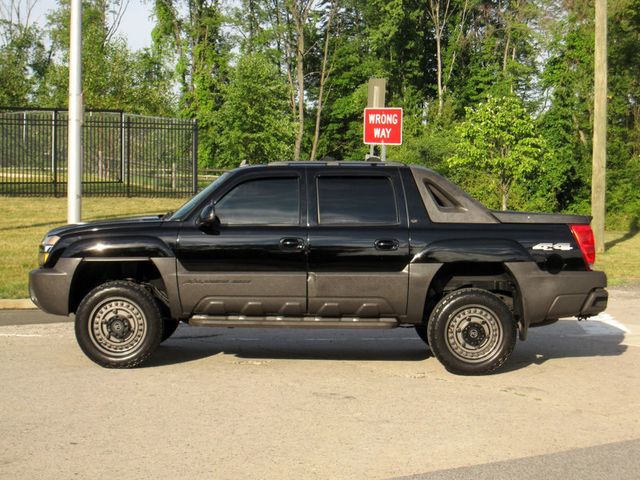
[0,107,197,196]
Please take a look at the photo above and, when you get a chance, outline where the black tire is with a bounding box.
[75,281,163,368]
[161,318,180,343]
[427,288,516,375]
[415,325,429,345]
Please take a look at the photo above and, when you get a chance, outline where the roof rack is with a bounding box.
[266,160,404,167]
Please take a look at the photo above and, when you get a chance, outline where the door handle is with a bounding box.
[374,239,399,251]
[280,237,305,250]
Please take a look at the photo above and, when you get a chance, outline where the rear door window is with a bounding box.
[317,176,398,225]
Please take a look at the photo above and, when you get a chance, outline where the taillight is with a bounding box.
[570,224,596,270]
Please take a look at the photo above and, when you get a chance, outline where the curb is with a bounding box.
[0,299,37,310]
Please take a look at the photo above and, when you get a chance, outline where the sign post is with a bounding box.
[367,78,386,159]
[365,78,403,160]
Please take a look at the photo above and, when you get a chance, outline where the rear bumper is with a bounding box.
[505,263,607,338]
[29,258,81,316]
[578,287,608,317]
[544,286,608,320]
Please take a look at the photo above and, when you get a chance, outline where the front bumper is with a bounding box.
[29,258,81,316]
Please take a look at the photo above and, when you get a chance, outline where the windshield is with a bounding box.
[168,172,231,220]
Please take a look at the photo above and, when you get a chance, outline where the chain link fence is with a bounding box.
[0,107,197,197]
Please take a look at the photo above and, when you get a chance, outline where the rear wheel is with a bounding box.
[427,288,516,375]
[75,281,163,368]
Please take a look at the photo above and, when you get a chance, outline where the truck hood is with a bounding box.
[47,215,166,238]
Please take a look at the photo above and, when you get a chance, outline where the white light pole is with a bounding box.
[68,0,83,224]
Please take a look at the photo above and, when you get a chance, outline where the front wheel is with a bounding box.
[427,288,516,375]
[75,281,163,368]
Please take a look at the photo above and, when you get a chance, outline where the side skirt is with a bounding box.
[189,315,399,329]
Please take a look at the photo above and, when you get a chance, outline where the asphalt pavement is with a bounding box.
[0,286,639,479]
[396,439,640,480]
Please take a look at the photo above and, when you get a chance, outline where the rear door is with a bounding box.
[306,167,410,319]
[176,168,307,317]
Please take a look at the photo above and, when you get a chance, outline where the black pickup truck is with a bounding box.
[29,161,608,374]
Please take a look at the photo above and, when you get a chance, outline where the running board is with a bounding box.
[188,315,399,329]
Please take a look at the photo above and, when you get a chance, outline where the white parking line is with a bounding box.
[302,337,420,342]
[0,333,43,337]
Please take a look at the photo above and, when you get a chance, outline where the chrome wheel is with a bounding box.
[88,297,147,357]
[444,304,504,363]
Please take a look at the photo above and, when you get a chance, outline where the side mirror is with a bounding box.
[196,202,218,228]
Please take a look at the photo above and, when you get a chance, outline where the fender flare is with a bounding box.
[58,237,181,318]
[407,239,532,339]
[60,236,174,259]
[411,238,533,264]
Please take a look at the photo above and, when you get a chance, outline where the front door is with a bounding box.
[306,167,410,319]
[176,170,307,317]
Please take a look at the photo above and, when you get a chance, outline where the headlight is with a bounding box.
[39,235,60,267]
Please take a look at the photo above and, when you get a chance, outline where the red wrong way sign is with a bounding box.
[363,107,403,145]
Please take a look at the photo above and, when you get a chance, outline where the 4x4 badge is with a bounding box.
[532,242,573,251]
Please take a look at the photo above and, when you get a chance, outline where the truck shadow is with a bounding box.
[146,328,432,367]
[498,317,628,373]
[145,317,628,371]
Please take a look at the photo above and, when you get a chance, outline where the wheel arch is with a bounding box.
[412,261,527,340]
[68,258,180,318]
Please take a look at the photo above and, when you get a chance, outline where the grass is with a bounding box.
[0,197,638,298]
[595,230,640,286]
[0,197,187,298]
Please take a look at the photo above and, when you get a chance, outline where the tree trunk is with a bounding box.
[428,0,455,115]
[501,175,511,211]
[443,0,470,105]
[428,1,444,115]
[310,2,336,161]
[502,28,511,72]
[293,22,305,160]
[288,1,312,161]
[436,31,443,114]
[247,0,256,52]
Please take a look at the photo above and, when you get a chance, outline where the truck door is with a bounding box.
[176,169,308,317]
[306,167,410,319]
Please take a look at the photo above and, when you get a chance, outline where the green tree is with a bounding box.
[153,0,229,162]
[0,24,46,105]
[448,95,549,210]
[538,4,594,213]
[41,0,174,114]
[215,53,295,167]
[0,0,48,106]
[605,0,640,229]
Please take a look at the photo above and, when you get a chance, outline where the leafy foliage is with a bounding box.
[0,22,47,105]
[38,0,175,114]
[214,53,295,167]
[1,0,640,228]
[448,95,550,210]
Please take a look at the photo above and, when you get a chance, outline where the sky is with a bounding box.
[30,0,155,51]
